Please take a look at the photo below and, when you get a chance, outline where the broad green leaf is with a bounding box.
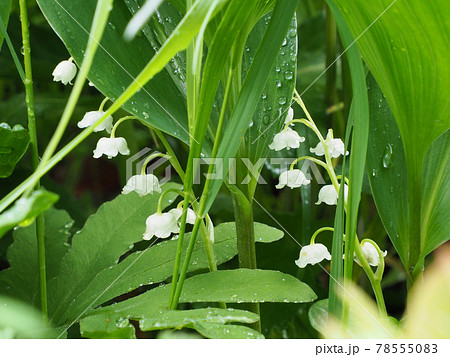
[139,308,259,331]
[308,299,328,334]
[366,74,410,269]
[0,189,58,240]
[94,269,317,318]
[0,209,71,307]
[332,0,450,272]
[123,0,165,40]
[367,74,449,272]
[48,183,181,326]
[332,0,450,165]
[56,221,283,323]
[0,123,30,178]
[203,0,299,214]
[253,222,284,243]
[79,314,136,339]
[179,269,316,304]
[243,13,297,167]
[0,0,11,50]
[419,130,449,260]
[192,322,264,339]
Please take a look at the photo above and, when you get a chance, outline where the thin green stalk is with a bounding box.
[170,217,202,309]
[25,0,113,195]
[18,0,47,320]
[0,15,25,81]
[167,0,219,307]
[154,130,185,181]
[353,241,387,316]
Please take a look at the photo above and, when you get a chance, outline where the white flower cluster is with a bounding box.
[269,107,348,206]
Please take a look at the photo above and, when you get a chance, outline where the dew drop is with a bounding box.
[382,143,393,168]
[263,115,270,125]
[278,96,287,105]
[284,70,293,80]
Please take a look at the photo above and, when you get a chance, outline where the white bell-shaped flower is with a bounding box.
[172,207,196,225]
[295,243,332,268]
[78,111,113,133]
[284,107,294,125]
[276,169,310,189]
[52,58,77,85]
[143,208,183,240]
[310,130,348,158]
[269,127,305,151]
[355,241,387,267]
[93,137,130,159]
[122,174,161,196]
[316,184,348,205]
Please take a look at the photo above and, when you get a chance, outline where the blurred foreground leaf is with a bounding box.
[0,189,58,239]
[0,123,30,178]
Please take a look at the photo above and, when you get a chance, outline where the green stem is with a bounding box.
[19,0,47,321]
[154,130,186,181]
[140,152,172,176]
[353,242,387,316]
[170,217,202,309]
[229,185,261,332]
[168,64,234,309]
[110,116,137,137]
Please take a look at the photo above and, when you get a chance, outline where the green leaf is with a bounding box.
[253,222,284,243]
[192,322,264,339]
[366,74,410,269]
[203,0,300,214]
[326,0,369,314]
[367,74,449,271]
[331,0,450,273]
[79,314,136,339]
[0,0,11,50]
[56,220,283,324]
[95,269,317,318]
[0,189,58,240]
[419,130,449,260]
[0,123,30,178]
[243,12,297,167]
[179,269,316,304]
[0,209,71,307]
[332,0,450,166]
[138,308,259,331]
[48,183,181,326]
[309,299,328,335]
